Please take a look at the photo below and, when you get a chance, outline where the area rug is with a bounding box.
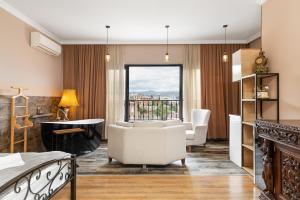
[77,141,246,175]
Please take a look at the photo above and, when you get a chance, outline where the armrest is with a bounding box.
[183,122,193,130]
[107,125,129,150]
[194,124,208,131]
[194,124,208,138]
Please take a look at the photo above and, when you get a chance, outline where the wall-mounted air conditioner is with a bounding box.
[30,32,61,56]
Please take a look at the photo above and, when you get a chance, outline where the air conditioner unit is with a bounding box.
[31,32,61,56]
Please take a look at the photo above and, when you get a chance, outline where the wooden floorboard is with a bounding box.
[53,175,260,200]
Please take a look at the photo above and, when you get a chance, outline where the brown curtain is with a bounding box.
[200,44,248,139]
[63,45,106,119]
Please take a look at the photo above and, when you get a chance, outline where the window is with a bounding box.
[125,65,183,121]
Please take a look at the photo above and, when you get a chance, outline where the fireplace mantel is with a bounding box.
[256,120,300,200]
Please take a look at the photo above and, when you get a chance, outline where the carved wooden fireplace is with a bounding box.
[256,120,300,200]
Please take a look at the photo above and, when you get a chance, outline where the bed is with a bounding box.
[0,152,76,200]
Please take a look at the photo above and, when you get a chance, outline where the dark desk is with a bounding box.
[256,120,300,200]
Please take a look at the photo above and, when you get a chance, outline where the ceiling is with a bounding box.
[1,0,261,44]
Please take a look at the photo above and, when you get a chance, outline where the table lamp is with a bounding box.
[57,89,79,120]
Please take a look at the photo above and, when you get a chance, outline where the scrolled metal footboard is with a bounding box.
[0,155,76,200]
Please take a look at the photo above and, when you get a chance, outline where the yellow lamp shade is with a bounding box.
[58,89,79,107]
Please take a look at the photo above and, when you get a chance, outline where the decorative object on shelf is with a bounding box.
[257,85,270,99]
[10,87,33,153]
[222,24,229,63]
[105,25,111,62]
[36,105,42,115]
[255,49,269,73]
[57,89,79,120]
[165,25,170,62]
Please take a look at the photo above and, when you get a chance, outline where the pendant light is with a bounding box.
[222,24,229,63]
[165,25,170,62]
[105,25,111,63]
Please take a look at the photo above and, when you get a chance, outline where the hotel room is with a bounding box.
[0,0,299,199]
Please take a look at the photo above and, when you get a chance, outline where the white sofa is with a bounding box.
[107,121,186,166]
[184,109,211,151]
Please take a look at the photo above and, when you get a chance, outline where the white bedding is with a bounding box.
[0,153,25,171]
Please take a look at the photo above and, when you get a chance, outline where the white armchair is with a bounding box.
[184,109,211,151]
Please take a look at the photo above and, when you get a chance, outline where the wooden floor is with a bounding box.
[76,141,246,176]
[54,175,260,200]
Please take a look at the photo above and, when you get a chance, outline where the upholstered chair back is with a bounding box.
[192,109,211,125]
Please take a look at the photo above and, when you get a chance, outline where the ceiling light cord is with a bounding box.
[222,24,229,63]
[106,27,108,45]
[105,25,111,62]
[225,27,227,45]
[166,26,169,53]
[165,25,170,62]
[106,25,110,51]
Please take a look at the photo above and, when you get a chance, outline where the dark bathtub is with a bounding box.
[41,119,104,155]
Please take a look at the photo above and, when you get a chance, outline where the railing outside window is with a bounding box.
[126,100,182,122]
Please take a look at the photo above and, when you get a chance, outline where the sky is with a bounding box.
[129,66,180,93]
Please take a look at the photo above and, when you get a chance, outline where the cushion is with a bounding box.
[133,121,166,128]
[163,119,182,126]
[116,121,134,127]
[186,130,195,140]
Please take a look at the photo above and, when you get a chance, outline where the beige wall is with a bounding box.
[249,38,261,49]
[0,8,62,97]
[124,45,184,64]
[262,0,300,119]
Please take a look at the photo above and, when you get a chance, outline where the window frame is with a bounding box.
[124,64,183,121]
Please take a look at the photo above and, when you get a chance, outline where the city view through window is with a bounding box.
[125,65,182,121]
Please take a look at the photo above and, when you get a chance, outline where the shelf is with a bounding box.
[242,147,254,176]
[241,74,256,80]
[243,125,254,147]
[242,98,279,102]
[31,113,54,119]
[242,144,254,151]
[242,99,256,102]
[242,167,254,176]
[256,73,279,78]
[237,49,279,180]
[241,73,279,80]
[242,102,256,122]
[257,98,278,101]
[242,121,255,126]
[242,78,255,99]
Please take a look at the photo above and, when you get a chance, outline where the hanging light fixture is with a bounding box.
[222,24,229,63]
[165,25,170,62]
[105,25,111,62]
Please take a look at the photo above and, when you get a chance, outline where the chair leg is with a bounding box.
[181,158,185,166]
[108,157,112,163]
[188,145,192,152]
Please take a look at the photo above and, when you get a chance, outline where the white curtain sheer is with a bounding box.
[105,45,125,138]
[183,45,201,122]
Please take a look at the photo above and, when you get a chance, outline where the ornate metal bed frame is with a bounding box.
[0,155,76,200]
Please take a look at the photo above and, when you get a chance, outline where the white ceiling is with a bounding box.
[1,0,261,44]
